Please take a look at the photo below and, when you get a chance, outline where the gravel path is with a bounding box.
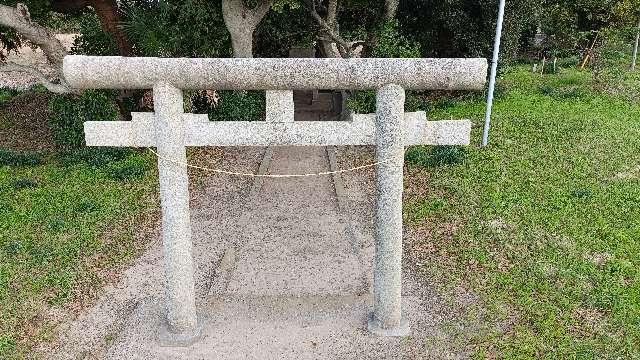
[40,146,480,359]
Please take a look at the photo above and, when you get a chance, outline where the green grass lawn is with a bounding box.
[405,66,640,358]
[0,149,157,358]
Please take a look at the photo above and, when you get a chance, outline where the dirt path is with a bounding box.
[42,146,480,359]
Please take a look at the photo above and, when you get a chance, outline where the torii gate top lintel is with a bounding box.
[62,56,487,91]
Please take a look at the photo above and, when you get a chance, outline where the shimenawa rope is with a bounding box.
[146,147,399,178]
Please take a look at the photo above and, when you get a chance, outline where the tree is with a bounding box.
[384,0,398,20]
[301,0,369,58]
[0,0,135,94]
[51,0,132,56]
[222,0,273,58]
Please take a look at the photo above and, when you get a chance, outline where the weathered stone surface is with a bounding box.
[266,90,294,122]
[153,83,200,341]
[369,84,409,335]
[84,112,471,147]
[63,56,487,90]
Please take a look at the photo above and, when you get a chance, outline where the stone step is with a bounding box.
[206,293,372,322]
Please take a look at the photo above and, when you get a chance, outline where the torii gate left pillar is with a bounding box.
[153,83,201,344]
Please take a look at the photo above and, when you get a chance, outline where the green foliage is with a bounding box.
[0,26,21,62]
[0,0,51,20]
[370,21,421,58]
[0,149,43,167]
[0,0,82,58]
[105,154,149,181]
[58,148,132,168]
[71,11,118,56]
[540,0,640,53]
[120,0,231,57]
[0,89,19,106]
[344,90,375,114]
[255,3,315,58]
[346,22,423,114]
[398,0,537,60]
[206,91,266,121]
[48,90,119,150]
[271,0,301,12]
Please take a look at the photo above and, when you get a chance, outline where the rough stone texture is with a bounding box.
[84,112,471,147]
[153,83,199,340]
[369,84,408,335]
[63,56,487,90]
[266,90,294,122]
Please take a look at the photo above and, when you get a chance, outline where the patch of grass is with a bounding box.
[0,89,19,106]
[0,150,157,358]
[105,153,150,180]
[406,64,640,358]
[405,145,467,168]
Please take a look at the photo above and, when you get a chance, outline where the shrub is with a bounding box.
[11,177,38,190]
[398,0,536,61]
[120,0,231,57]
[58,148,132,168]
[48,90,119,150]
[346,22,425,114]
[0,149,43,166]
[71,11,118,56]
[48,90,135,167]
[206,91,266,121]
[0,89,19,105]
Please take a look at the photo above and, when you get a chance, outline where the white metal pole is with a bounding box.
[632,18,640,71]
[482,0,506,147]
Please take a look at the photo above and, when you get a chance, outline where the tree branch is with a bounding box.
[0,62,72,93]
[250,0,274,25]
[0,3,66,69]
[303,1,353,58]
[0,3,73,93]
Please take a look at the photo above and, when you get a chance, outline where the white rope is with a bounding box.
[146,147,399,178]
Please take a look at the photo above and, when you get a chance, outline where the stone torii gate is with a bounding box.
[63,56,487,345]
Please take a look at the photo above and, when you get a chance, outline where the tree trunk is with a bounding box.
[89,0,133,56]
[222,0,272,58]
[384,0,399,21]
[229,26,254,58]
[52,0,133,56]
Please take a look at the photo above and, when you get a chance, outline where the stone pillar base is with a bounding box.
[367,312,410,337]
[158,314,205,347]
